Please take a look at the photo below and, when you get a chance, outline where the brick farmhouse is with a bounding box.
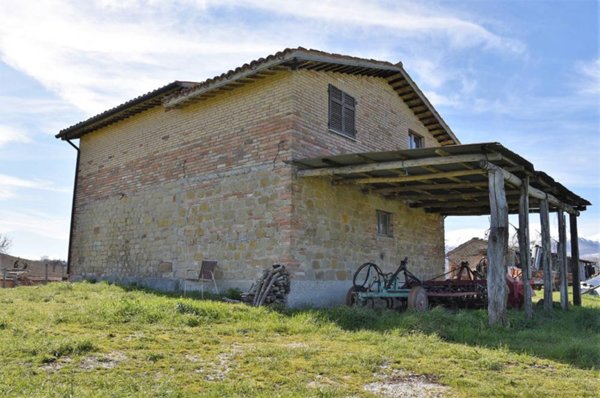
[56,48,589,307]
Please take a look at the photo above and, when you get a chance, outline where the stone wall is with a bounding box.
[74,165,293,284]
[288,178,445,306]
[71,68,447,305]
[73,72,296,283]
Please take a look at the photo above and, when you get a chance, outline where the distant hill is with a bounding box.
[446,237,600,264]
[578,238,600,259]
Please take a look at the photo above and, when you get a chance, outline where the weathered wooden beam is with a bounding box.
[411,195,520,209]
[335,169,485,185]
[479,161,579,216]
[558,211,569,311]
[540,198,553,310]
[389,190,519,202]
[414,109,432,117]
[570,214,581,306]
[519,176,532,319]
[298,153,501,178]
[487,167,509,327]
[433,208,517,216]
[374,181,488,194]
[439,139,455,146]
[430,208,494,215]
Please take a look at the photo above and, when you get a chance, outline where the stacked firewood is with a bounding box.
[241,264,291,307]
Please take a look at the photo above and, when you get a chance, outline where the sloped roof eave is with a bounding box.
[54,48,459,146]
[55,81,197,140]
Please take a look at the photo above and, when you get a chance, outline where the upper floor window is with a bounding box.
[328,84,356,138]
[408,131,424,149]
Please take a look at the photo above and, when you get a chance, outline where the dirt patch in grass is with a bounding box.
[365,365,449,398]
[286,342,309,349]
[80,351,127,370]
[40,357,72,372]
[193,344,243,381]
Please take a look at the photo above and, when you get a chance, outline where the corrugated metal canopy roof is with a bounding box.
[290,142,590,215]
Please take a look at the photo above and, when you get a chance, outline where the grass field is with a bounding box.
[0,282,598,397]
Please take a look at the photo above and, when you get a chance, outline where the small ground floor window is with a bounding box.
[376,210,393,237]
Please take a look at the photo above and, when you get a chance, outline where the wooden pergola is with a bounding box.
[291,142,590,325]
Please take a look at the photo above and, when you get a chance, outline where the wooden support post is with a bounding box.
[487,167,509,326]
[558,211,568,310]
[518,176,532,318]
[540,198,553,310]
[570,214,581,306]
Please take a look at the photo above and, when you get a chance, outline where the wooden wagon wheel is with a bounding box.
[407,286,429,311]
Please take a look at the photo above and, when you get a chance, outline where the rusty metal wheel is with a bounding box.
[407,286,429,311]
[345,286,366,306]
[385,298,395,309]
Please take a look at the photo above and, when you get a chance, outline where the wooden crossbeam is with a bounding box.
[411,195,520,209]
[428,206,522,216]
[335,169,486,185]
[298,153,500,178]
[389,190,519,202]
[374,181,487,194]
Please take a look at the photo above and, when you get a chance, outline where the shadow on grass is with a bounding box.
[109,280,240,301]
[105,280,600,370]
[289,299,600,370]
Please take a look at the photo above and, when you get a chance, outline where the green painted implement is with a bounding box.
[346,257,429,311]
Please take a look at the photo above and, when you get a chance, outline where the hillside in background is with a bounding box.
[446,237,600,263]
[579,238,600,260]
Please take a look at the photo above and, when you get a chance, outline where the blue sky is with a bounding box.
[0,0,598,260]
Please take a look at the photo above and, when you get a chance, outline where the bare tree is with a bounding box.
[0,234,11,254]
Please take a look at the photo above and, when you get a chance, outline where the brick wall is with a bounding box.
[71,68,446,305]
[290,70,439,159]
[73,72,296,282]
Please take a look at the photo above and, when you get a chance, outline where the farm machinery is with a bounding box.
[346,258,524,310]
[346,257,429,311]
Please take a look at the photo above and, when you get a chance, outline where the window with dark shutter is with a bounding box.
[328,84,356,138]
[408,131,424,149]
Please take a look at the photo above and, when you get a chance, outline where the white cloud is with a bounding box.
[424,90,462,108]
[0,1,290,114]
[217,0,525,54]
[0,173,70,200]
[0,0,524,116]
[0,208,70,241]
[0,125,30,147]
[573,58,600,95]
[445,227,488,249]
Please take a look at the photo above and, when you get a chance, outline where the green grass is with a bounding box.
[0,282,598,397]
